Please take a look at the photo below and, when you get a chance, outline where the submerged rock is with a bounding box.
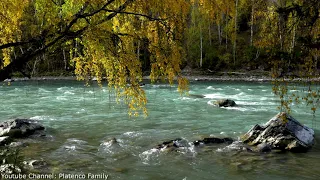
[156,137,234,152]
[0,136,11,146]
[193,137,233,146]
[3,79,14,82]
[189,94,206,98]
[241,112,314,152]
[0,119,45,138]
[214,99,236,107]
[23,159,48,170]
[254,143,272,153]
[0,164,21,174]
[218,141,253,152]
[156,138,186,151]
[9,141,28,148]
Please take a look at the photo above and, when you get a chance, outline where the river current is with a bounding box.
[0,80,319,180]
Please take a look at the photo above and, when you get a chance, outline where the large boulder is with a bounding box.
[0,119,45,138]
[241,112,314,152]
[214,99,236,107]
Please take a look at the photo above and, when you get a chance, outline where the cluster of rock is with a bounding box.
[156,112,315,153]
[0,119,46,174]
[0,119,45,145]
[155,137,233,151]
[241,112,314,152]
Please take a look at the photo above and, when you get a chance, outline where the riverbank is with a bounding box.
[3,75,272,83]
[5,72,320,83]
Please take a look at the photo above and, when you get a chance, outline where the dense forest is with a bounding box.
[1,0,319,77]
[0,0,319,114]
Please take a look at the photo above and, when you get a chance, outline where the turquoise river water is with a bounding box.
[0,80,320,180]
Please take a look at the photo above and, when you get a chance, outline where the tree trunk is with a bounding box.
[218,24,222,45]
[250,0,255,46]
[208,22,212,46]
[200,25,203,68]
[279,0,287,51]
[63,48,67,71]
[315,54,318,74]
[233,0,239,66]
[225,10,228,51]
[32,57,39,76]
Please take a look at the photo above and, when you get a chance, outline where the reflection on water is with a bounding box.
[0,80,319,179]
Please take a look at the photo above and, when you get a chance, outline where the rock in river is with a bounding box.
[0,136,11,146]
[193,137,233,146]
[189,94,206,98]
[156,138,187,151]
[241,112,314,152]
[0,119,45,138]
[214,99,236,107]
[156,137,234,151]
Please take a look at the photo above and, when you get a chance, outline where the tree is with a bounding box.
[0,0,190,116]
[254,0,320,113]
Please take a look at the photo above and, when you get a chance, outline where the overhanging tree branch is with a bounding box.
[0,0,138,81]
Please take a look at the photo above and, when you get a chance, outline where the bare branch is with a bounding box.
[81,0,116,17]
[103,10,167,21]
[97,0,135,24]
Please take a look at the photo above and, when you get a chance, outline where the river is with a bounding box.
[0,80,319,180]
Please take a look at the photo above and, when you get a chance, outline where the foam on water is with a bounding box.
[204,92,248,100]
[86,91,95,94]
[64,91,75,95]
[236,101,276,106]
[99,138,124,154]
[216,141,247,152]
[13,88,23,92]
[30,115,56,121]
[59,139,89,153]
[206,86,223,90]
[64,145,76,151]
[123,131,142,138]
[57,87,69,91]
[139,148,160,165]
[38,88,51,93]
[56,96,68,101]
[207,100,215,106]
[221,106,249,112]
[204,93,225,99]
[67,138,88,144]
